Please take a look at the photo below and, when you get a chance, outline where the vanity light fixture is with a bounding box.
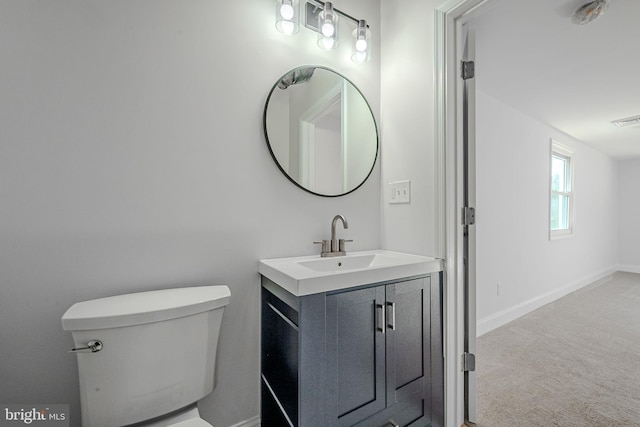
[275,0,300,35]
[352,19,370,62]
[275,0,371,62]
[317,2,338,50]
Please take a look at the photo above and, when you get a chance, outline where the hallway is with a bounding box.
[476,272,640,426]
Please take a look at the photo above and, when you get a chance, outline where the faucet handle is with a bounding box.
[338,239,353,253]
[314,240,330,254]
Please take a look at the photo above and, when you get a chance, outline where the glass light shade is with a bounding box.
[319,36,336,50]
[317,2,338,50]
[275,0,299,35]
[351,20,371,62]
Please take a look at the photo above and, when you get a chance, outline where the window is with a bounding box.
[550,141,573,238]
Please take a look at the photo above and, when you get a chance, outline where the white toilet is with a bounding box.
[61,285,230,427]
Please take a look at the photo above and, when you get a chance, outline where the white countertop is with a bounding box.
[259,249,443,296]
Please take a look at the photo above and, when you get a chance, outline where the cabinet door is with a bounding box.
[326,285,386,426]
[386,277,430,409]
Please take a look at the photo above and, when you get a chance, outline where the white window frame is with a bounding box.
[550,140,574,239]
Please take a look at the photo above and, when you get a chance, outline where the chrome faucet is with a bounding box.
[314,214,353,257]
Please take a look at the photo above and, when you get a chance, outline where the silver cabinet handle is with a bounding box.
[387,302,396,330]
[376,303,386,334]
[70,340,103,353]
[387,419,400,427]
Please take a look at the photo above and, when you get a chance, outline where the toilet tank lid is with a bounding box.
[61,285,230,331]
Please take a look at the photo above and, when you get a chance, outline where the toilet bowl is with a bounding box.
[138,405,213,427]
[170,419,213,427]
[61,285,230,427]
[167,419,212,427]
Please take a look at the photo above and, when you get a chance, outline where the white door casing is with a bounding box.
[435,1,497,425]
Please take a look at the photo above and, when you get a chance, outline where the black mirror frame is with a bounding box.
[263,65,379,197]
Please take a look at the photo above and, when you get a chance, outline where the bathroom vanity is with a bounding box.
[259,251,444,427]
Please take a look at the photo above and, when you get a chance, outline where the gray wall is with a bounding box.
[618,158,640,272]
[0,1,381,426]
[475,90,619,334]
[380,0,441,257]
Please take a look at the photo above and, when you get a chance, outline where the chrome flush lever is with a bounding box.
[70,340,103,353]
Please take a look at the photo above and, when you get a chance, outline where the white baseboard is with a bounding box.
[617,264,640,274]
[228,415,260,427]
[477,268,615,337]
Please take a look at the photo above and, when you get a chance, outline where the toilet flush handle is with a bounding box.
[69,340,103,353]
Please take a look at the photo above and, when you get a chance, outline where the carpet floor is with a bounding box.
[476,272,640,427]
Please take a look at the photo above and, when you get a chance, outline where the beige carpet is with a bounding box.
[476,272,640,427]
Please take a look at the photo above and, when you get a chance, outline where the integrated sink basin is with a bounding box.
[299,253,379,272]
[259,249,443,296]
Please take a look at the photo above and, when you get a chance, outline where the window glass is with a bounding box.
[551,155,567,192]
[550,141,573,238]
[550,194,570,231]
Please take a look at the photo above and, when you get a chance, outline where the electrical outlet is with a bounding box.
[389,180,411,204]
[496,282,501,296]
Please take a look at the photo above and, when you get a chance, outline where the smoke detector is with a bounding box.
[572,0,609,25]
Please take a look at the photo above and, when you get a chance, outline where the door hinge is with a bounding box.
[462,206,476,226]
[461,60,475,80]
[462,352,476,372]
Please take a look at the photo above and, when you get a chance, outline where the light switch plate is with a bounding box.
[389,180,411,204]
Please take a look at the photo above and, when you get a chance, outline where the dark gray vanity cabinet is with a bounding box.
[261,273,444,427]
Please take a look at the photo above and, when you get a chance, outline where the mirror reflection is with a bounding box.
[264,66,378,197]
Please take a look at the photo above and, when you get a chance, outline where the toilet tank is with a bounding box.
[61,286,230,427]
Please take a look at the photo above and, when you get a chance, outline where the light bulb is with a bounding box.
[321,22,335,37]
[355,39,367,52]
[280,3,294,20]
[320,37,335,50]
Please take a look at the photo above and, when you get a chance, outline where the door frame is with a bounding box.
[298,83,344,191]
[434,1,497,425]
[460,24,477,424]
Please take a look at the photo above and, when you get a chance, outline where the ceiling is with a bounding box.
[472,0,640,159]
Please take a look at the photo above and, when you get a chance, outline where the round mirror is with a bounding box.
[264,66,378,197]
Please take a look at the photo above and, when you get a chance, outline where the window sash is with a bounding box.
[550,141,573,238]
[550,192,571,231]
[551,154,571,193]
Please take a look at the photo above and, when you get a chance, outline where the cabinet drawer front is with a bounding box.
[327,286,387,426]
